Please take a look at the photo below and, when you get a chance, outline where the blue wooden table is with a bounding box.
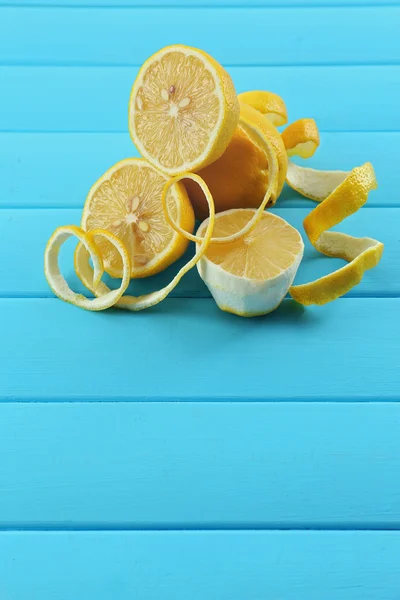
[1,1,400,598]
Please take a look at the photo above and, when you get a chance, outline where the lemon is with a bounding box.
[185,102,288,220]
[238,90,288,126]
[75,173,216,312]
[81,158,194,279]
[196,209,304,317]
[128,44,239,176]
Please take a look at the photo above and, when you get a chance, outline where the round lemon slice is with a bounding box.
[128,44,240,176]
[196,209,304,317]
[238,90,288,127]
[81,158,194,279]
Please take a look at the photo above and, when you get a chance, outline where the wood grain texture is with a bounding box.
[0,531,399,600]
[1,402,399,528]
[0,207,392,298]
[1,132,397,208]
[0,298,398,401]
[1,66,399,132]
[1,6,398,66]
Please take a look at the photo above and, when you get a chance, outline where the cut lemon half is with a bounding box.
[75,173,216,312]
[196,209,304,317]
[81,158,194,279]
[128,44,239,176]
[238,90,288,127]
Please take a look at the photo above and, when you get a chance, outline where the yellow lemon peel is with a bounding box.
[282,118,320,159]
[44,226,131,311]
[288,162,384,305]
[238,90,288,126]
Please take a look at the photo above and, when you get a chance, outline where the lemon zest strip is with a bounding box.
[44,226,131,311]
[288,162,384,305]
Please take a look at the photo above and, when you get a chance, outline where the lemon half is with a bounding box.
[128,44,239,176]
[81,158,194,278]
[196,208,304,317]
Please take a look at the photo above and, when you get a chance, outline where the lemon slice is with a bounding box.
[74,174,216,312]
[44,226,131,311]
[238,90,288,126]
[81,158,194,279]
[288,162,384,305]
[196,209,304,317]
[128,45,240,176]
[282,118,320,159]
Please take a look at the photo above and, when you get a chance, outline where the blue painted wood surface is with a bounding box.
[2,66,399,132]
[1,1,399,598]
[0,403,399,528]
[1,298,398,401]
[2,132,398,208]
[1,6,399,65]
[0,532,399,600]
[1,207,396,297]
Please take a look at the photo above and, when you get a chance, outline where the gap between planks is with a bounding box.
[0,2,399,8]
[1,525,400,532]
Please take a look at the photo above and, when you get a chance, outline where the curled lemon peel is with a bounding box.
[280,110,384,306]
[161,114,280,245]
[44,226,131,311]
[282,118,320,159]
[73,174,216,311]
[288,162,384,305]
[238,90,288,127]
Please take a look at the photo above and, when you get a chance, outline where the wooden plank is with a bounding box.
[1,66,399,132]
[1,402,400,527]
[0,531,399,599]
[1,132,397,208]
[1,6,398,66]
[0,207,392,298]
[0,298,398,401]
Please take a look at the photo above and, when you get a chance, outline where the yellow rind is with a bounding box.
[239,103,288,202]
[238,90,288,126]
[289,162,384,305]
[282,118,320,159]
[44,226,131,311]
